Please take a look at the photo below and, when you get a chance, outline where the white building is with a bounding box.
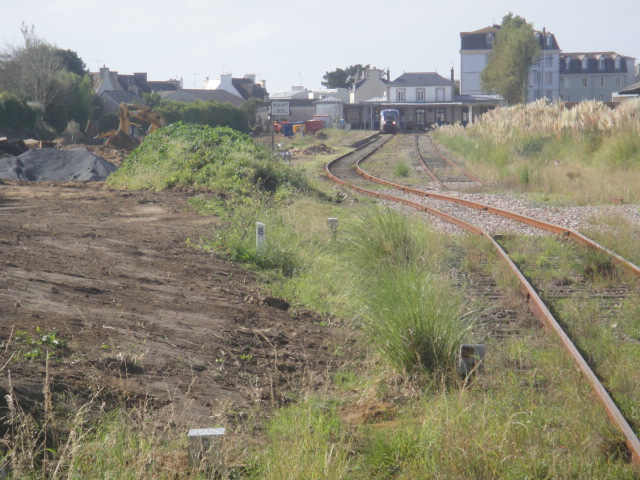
[460,25,561,103]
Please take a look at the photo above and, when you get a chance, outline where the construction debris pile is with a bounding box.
[0,146,117,182]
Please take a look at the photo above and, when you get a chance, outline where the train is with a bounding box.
[380,109,400,133]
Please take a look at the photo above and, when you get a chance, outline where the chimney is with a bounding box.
[451,67,455,83]
[261,79,267,89]
[244,73,256,84]
[134,72,148,83]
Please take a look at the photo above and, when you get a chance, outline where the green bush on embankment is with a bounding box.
[105,122,308,195]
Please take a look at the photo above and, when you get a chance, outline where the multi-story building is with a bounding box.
[460,25,635,104]
[460,25,561,103]
[527,30,561,102]
[559,52,635,102]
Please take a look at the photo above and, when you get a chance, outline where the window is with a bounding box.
[598,57,605,70]
[397,89,405,102]
[546,90,553,98]
[566,95,571,101]
[436,88,445,101]
[599,77,605,87]
[615,56,622,70]
[562,77,572,88]
[534,72,541,85]
[545,72,552,85]
[564,57,572,70]
[582,77,588,88]
[416,89,425,102]
[486,33,494,46]
[416,109,426,125]
[615,77,621,87]
[582,57,589,70]
[546,55,553,67]
[436,108,445,125]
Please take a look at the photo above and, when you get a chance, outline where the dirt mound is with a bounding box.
[0,147,117,182]
[0,185,345,428]
[303,143,335,155]
[0,138,29,157]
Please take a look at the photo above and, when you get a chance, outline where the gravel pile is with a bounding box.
[0,147,116,182]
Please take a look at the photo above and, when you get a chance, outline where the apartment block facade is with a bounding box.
[460,25,635,103]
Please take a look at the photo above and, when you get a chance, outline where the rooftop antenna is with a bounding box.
[220,65,227,74]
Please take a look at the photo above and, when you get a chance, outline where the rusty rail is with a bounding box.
[355,161,640,280]
[325,146,640,466]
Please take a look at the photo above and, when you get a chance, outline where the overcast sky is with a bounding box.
[4,0,639,93]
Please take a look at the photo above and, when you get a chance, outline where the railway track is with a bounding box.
[416,134,485,187]
[325,133,640,465]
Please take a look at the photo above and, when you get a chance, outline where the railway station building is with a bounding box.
[343,69,500,131]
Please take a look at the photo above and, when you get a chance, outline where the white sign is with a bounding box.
[271,101,290,117]
[256,222,266,253]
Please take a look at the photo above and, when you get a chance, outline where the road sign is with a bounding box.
[271,101,290,117]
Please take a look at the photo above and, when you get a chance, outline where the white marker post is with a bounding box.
[187,427,225,470]
[256,222,266,254]
[458,344,485,376]
[327,217,338,240]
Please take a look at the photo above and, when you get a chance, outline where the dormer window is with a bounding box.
[565,57,571,70]
[615,56,622,70]
[546,34,553,47]
[598,57,605,71]
[486,33,494,46]
[581,56,589,70]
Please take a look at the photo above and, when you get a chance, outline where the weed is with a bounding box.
[14,327,67,360]
[393,161,410,177]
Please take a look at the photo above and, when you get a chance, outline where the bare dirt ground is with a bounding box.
[0,180,346,429]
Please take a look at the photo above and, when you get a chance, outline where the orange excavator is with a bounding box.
[95,102,167,150]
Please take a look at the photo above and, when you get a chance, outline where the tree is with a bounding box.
[0,24,94,132]
[480,13,540,105]
[321,64,370,89]
[45,72,94,132]
[55,49,88,77]
[0,24,65,110]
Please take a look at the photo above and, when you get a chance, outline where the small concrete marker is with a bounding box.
[187,427,225,470]
[327,217,338,239]
[256,222,266,254]
[458,344,485,376]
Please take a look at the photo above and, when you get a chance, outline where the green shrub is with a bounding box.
[360,264,471,375]
[106,122,308,196]
[0,92,37,131]
[155,100,251,133]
